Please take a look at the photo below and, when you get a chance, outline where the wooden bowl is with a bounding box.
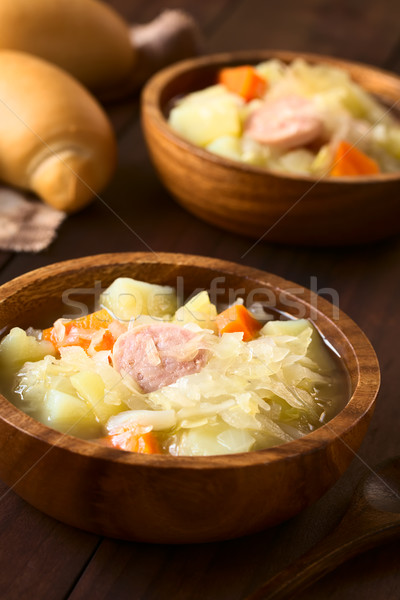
[142,50,400,246]
[0,252,380,543]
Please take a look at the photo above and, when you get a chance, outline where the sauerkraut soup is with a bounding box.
[169,58,400,176]
[0,277,350,456]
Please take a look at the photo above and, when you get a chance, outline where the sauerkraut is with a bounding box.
[168,58,400,176]
[0,277,349,456]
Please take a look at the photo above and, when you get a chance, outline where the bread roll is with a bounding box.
[0,0,135,97]
[0,51,116,212]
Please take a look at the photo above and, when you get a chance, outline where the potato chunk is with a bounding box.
[45,389,101,439]
[70,371,124,425]
[100,277,177,322]
[169,85,242,146]
[0,327,55,371]
[174,291,218,332]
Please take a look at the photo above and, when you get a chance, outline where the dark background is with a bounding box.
[0,1,400,598]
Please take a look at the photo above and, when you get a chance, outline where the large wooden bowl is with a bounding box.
[142,50,400,245]
[0,253,380,543]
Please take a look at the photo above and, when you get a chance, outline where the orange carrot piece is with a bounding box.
[43,308,114,352]
[94,329,115,352]
[330,140,380,176]
[216,304,262,341]
[218,65,267,102]
[103,427,160,454]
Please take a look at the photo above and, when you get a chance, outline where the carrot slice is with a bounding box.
[102,427,160,454]
[94,329,115,352]
[330,140,380,176]
[43,308,114,352]
[216,304,263,341]
[218,65,267,102]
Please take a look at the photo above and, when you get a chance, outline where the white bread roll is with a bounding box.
[0,51,117,212]
[0,0,135,97]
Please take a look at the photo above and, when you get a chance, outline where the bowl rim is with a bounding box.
[141,49,400,184]
[0,251,380,469]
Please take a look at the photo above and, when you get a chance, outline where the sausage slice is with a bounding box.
[112,323,208,393]
[245,95,323,150]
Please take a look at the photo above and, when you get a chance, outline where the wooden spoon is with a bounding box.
[246,457,400,600]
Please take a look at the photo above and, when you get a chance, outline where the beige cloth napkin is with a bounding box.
[0,187,65,252]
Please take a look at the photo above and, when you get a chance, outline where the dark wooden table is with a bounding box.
[1,1,400,598]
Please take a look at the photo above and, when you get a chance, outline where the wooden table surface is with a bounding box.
[1,1,400,598]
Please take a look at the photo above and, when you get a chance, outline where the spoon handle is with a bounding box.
[246,512,400,600]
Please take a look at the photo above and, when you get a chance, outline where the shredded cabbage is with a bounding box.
[5,315,347,455]
[12,345,146,437]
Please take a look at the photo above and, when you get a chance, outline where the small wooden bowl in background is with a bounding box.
[142,51,400,246]
[0,253,380,543]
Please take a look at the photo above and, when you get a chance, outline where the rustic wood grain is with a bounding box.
[0,0,399,598]
[247,457,400,599]
[0,477,99,600]
[205,0,400,67]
